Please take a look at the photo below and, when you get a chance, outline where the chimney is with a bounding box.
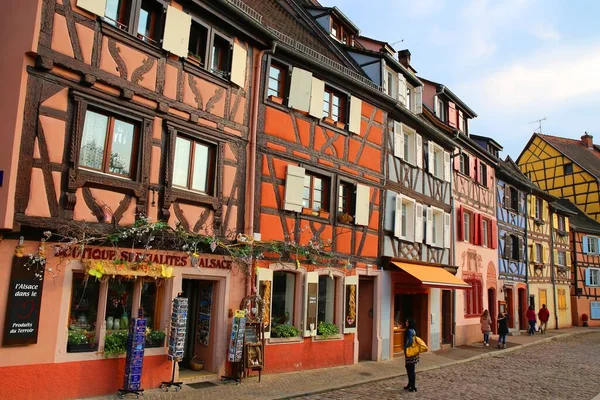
[581,132,594,149]
[398,49,411,68]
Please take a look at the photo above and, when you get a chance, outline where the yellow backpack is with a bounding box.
[405,335,428,358]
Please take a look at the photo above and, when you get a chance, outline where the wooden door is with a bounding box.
[358,278,374,360]
[506,288,515,328]
[488,288,496,334]
[441,290,452,344]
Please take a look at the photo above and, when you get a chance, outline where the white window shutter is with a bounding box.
[343,275,358,334]
[230,42,247,87]
[394,122,403,158]
[433,95,438,116]
[415,86,423,114]
[308,77,325,119]
[443,151,451,182]
[283,165,305,212]
[415,203,424,243]
[349,96,362,134]
[256,268,273,338]
[288,68,313,112]
[394,194,403,238]
[354,184,370,226]
[428,142,434,173]
[398,74,407,105]
[162,6,192,58]
[303,271,319,337]
[77,0,107,15]
[426,207,434,245]
[416,134,423,168]
[444,212,451,248]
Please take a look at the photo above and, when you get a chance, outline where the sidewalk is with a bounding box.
[84,327,598,400]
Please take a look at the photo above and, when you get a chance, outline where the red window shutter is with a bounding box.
[478,214,484,245]
[457,206,464,242]
[491,221,498,249]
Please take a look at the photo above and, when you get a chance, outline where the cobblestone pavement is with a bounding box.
[297,332,600,400]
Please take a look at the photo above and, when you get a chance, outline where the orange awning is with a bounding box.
[392,262,471,289]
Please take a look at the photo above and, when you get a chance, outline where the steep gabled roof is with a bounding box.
[556,199,600,235]
[419,77,478,118]
[497,156,540,192]
[536,133,600,180]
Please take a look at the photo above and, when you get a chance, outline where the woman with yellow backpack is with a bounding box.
[404,318,427,392]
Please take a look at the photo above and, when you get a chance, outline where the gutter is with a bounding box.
[435,85,478,118]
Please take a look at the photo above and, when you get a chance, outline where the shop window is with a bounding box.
[67,274,100,352]
[79,109,139,178]
[464,278,483,317]
[272,271,296,327]
[267,62,287,100]
[105,280,134,332]
[105,0,165,45]
[188,21,209,66]
[172,136,216,194]
[140,281,164,330]
[323,86,347,123]
[211,34,232,79]
[303,172,330,212]
[317,275,336,325]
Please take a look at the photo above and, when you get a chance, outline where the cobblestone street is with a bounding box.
[298,332,600,400]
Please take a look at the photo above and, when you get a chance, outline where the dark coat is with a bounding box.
[498,314,509,335]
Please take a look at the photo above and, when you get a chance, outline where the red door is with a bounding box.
[358,278,374,360]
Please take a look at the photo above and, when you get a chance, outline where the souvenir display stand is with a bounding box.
[239,295,265,382]
[118,308,147,399]
[161,295,188,392]
[222,313,246,384]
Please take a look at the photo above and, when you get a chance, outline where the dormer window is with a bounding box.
[330,17,352,44]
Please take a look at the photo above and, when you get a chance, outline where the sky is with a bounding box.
[320,0,600,159]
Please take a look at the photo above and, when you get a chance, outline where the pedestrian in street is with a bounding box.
[480,309,492,346]
[497,311,509,349]
[538,304,550,334]
[404,318,419,392]
[526,305,537,335]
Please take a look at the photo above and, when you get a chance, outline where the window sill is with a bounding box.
[268,336,304,344]
[182,60,233,89]
[317,119,349,135]
[100,19,163,59]
[268,95,285,105]
[313,334,343,341]
[301,207,330,220]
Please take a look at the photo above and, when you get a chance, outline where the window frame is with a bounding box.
[478,161,488,186]
[557,251,566,266]
[589,269,600,286]
[463,211,472,243]
[509,234,520,260]
[267,61,288,100]
[187,19,210,67]
[323,85,348,123]
[557,215,566,232]
[535,243,543,264]
[172,134,217,195]
[482,219,489,248]
[398,195,416,241]
[317,274,341,328]
[509,186,519,213]
[464,277,483,318]
[459,153,469,175]
[564,163,573,175]
[103,0,167,48]
[337,181,355,219]
[436,98,445,122]
[302,171,331,212]
[587,236,598,254]
[429,142,446,180]
[431,207,445,247]
[535,197,543,220]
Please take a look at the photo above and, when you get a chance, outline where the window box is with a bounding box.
[534,219,545,226]
[67,342,98,353]
[318,210,330,219]
[302,207,318,217]
[337,212,354,224]
[314,334,343,341]
[323,117,335,126]
[557,229,568,237]
[268,336,303,344]
[334,121,346,130]
[268,95,284,105]
[145,338,165,348]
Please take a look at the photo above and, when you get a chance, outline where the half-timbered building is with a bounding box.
[557,199,600,327]
[0,0,269,397]
[518,133,600,222]
[420,79,499,345]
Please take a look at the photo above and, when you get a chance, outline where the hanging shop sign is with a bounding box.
[3,256,46,346]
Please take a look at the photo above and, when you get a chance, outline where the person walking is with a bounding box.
[497,311,509,349]
[480,309,492,346]
[404,318,419,392]
[526,305,537,335]
[538,304,550,334]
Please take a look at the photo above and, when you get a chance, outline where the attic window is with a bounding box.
[564,163,573,175]
[330,17,352,44]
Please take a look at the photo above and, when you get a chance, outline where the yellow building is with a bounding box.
[517,133,600,222]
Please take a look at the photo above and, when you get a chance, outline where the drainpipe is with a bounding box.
[245,42,277,296]
[549,207,559,330]
[571,229,578,325]
[524,190,529,308]
[450,145,458,348]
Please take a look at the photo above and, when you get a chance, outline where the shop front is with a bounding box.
[388,261,470,357]
[0,239,244,400]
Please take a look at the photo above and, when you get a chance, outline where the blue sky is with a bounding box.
[320,0,600,158]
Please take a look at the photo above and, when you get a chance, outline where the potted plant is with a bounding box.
[302,207,315,216]
[337,212,353,224]
[104,331,128,357]
[316,322,339,339]
[318,208,330,219]
[271,324,300,338]
[67,330,98,353]
[582,313,589,327]
[323,116,335,125]
[145,329,166,348]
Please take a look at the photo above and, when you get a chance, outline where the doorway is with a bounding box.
[518,288,527,330]
[487,288,496,334]
[393,292,428,356]
[441,290,452,344]
[506,288,515,328]
[358,277,374,361]
[181,278,216,373]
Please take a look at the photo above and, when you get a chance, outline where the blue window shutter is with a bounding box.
[582,236,589,253]
[585,269,591,286]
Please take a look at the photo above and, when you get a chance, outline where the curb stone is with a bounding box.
[277,330,597,400]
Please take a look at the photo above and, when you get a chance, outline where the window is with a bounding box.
[323,87,347,123]
[536,244,542,263]
[564,163,573,175]
[211,34,232,79]
[589,269,600,286]
[79,109,139,178]
[318,275,336,325]
[509,187,519,212]
[591,301,600,319]
[136,0,163,44]
[510,234,520,260]
[535,197,543,220]
[558,215,566,231]
[479,162,488,186]
[430,207,445,247]
[331,21,339,39]
[337,182,354,216]
[586,236,598,254]
[173,136,216,194]
[303,172,330,212]
[436,98,445,121]
[482,220,489,247]
[557,251,566,266]
[105,0,132,30]
[188,21,209,66]
[272,272,296,327]
[140,281,164,330]
[428,142,447,181]
[67,274,100,352]
[394,123,418,165]
[386,69,397,98]
[459,153,469,175]
[464,278,483,317]
[330,18,352,44]
[105,0,164,45]
[395,195,416,241]
[406,86,412,112]
[463,212,471,243]
[268,62,287,99]
[557,289,567,310]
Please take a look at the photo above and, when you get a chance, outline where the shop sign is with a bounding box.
[52,246,233,269]
[2,257,45,346]
[344,284,357,330]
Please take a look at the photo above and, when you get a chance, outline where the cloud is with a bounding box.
[531,23,561,41]
[407,0,445,16]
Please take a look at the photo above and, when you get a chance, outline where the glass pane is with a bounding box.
[313,201,321,211]
[140,281,157,329]
[68,274,100,352]
[314,177,322,190]
[401,202,407,236]
[268,78,279,92]
[332,95,340,107]
[314,189,322,203]
[173,137,191,187]
[272,272,295,327]
[80,110,109,170]
[137,8,149,37]
[105,280,134,332]
[192,142,211,193]
[269,66,281,81]
[109,119,135,176]
[105,0,120,23]
[318,276,335,324]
